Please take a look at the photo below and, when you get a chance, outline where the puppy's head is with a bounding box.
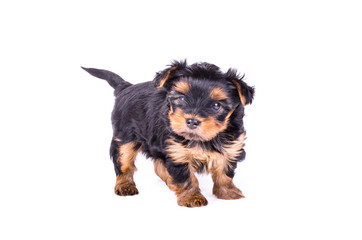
[154,60,254,141]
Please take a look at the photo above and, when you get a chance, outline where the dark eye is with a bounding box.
[179,96,185,102]
[212,102,221,111]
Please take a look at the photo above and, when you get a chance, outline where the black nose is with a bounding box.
[186,118,200,129]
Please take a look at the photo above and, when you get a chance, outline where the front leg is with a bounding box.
[154,158,208,207]
[211,162,245,200]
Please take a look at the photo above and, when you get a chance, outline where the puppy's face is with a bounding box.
[153,61,254,141]
[167,78,237,141]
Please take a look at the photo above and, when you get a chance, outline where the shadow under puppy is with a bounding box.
[82,60,254,207]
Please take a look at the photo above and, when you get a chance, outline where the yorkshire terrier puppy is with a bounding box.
[82,60,254,207]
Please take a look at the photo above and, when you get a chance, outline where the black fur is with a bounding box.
[81,67,132,90]
[165,157,191,184]
[82,60,254,185]
[110,139,122,175]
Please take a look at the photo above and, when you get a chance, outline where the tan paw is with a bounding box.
[213,184,245,200]
[178,193,208,208]
[114,182,139,196]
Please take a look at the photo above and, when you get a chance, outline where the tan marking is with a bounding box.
[201,116,229,141]
[225,108,234,121]
[166,132,246,174]
[154,160,177,191]
[114,142,142,196]
[156,66,177,89]
[173,80,190,94]
[115,175,139,196]
[231,79,246,106]
[168,108,190,136]
[117,142,141,174]
[210,132,246,199]
[223,132,246,161]
[153,160,208,207]
[176,174,208,207]
[169,101,174,113]
[168,108,233,141]
[211,173,245,199]
[210,87,228,101]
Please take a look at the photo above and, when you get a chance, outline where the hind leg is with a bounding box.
[110,138,141,196]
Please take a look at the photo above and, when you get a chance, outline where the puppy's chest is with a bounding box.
[183,145,223,171]
[167,133,245,171]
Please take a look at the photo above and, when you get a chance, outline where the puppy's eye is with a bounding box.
[212,102,221,111]
[179,96,185,102]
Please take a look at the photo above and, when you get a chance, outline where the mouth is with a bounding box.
[179,131,206,141]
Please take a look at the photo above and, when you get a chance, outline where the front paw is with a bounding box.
[115,182,139,196]
[177,193,208,207]
[213,184,245,200]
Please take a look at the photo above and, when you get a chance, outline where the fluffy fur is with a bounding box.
[82,60,254,207]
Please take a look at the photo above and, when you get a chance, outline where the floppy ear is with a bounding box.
[225,69,255,106]
[153,60,187,89]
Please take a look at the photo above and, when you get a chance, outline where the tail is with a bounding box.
[81,67,132,89]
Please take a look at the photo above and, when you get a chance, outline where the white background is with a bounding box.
[1,0,361,239]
